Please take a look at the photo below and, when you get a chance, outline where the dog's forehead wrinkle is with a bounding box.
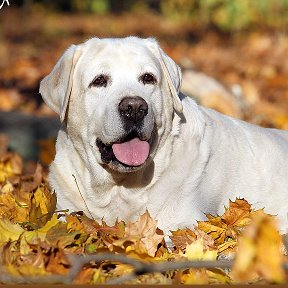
[83,39,159,68]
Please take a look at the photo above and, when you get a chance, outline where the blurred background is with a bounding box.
[1,0,288,164]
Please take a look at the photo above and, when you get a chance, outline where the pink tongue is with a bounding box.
[112,138,149,166]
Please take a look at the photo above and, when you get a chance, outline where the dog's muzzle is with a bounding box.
[96,96,152,171]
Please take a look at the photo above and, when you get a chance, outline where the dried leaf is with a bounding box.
[182,239,217,261]
[0,152,22,183]
[197,198,264,247]
[170,227,196,252]
[46,247,70,275]
[181,269,209,284]
[0,219,24,244]
[232,213,285,283]
[122,210,164,257]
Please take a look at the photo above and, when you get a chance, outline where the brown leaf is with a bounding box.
[20,163,44,192]
[46,247,70,275]
[197,198,263,247]
[222,198,252,227]
[73,267,95,284]
[194,226,216,250]
[170,227,196,252]
[113,210,163,257]
[125,210,164,257]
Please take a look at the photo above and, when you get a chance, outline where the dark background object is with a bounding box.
[0,111,60,160]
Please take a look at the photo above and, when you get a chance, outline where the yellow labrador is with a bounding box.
[40,37,288,233]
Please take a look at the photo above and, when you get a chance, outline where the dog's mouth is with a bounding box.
[96,131,151,171]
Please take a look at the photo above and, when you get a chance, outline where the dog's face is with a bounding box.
[40,37,183,173]
[82,40,160,172]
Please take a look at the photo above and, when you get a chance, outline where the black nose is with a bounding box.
[118,96,148,124]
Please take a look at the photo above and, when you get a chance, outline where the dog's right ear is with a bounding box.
[145,38,183,114]
[39,44,82,122]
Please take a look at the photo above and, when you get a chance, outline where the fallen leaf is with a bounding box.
[181,268,209,284]
[170,227,196,252]
[232,213,285,283]
[120,210,164,257]
[182,239,217,261]
[46,247,70,275]
[0,219,24,245]
[0,152,22,183]
[197,198,265,247]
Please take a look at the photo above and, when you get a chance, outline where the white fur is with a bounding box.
[40,37,288,234]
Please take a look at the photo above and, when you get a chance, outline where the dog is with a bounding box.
[40,37,288,233]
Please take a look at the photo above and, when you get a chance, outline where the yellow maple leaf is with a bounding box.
[17,265,47,276]
[182,239,217,261]
[29,185,56,228]
[217,239,237,254]
[197,221,226,245]
[181,269,209,284]
[197,198,265,248]
[19,214,59,254]
[66,214,85,232]
[33,187,49,215]
[0,162,13,183]
[0,192,18,219]
[0,219,24,245]
[232,213,285,283]
[0,153,22,183]
[207,268,231,284]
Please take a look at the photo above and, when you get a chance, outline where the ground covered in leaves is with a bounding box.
[0,140,287,285]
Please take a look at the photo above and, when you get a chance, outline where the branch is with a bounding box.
[67,253,233,284]
[1,252,287,284]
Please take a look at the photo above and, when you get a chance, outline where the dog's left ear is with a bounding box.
[146,38,183,114]
[39,44,82,122]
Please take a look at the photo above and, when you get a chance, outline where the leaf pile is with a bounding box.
[0,142,287,284]
[0,146,56,227]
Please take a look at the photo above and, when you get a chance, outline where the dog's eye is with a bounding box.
[89,75,109,88]
[140,73,157,85]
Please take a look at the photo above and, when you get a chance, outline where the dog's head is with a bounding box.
[40,37,183,173]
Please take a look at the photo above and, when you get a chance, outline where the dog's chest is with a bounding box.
[90,185,149,224]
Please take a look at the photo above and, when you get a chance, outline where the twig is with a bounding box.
[0,252,287,284]
[67,253,288,284]
[67,253,233,284]
[72,174,95,220]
